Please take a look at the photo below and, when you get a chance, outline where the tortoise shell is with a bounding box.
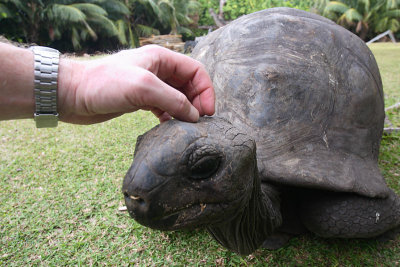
[191,7,388,198]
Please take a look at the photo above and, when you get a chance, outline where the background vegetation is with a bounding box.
[0,43,399,266]
[1,0,399,52]
[318,0,400,41]
[0,0,201,52]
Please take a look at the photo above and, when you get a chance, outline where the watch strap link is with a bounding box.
[30,46,60,128]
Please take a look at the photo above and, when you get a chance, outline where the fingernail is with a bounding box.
[189,105,200,122]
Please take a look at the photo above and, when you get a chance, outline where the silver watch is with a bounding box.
[30,46,60,128]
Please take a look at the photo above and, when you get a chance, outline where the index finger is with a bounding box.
[145,46,215,116]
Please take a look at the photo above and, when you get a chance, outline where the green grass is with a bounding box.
[1,43,400,266]
[369,43,400,128]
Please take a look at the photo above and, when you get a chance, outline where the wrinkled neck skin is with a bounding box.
[206,171,282,255]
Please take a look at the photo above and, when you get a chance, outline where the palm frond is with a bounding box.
[95,0,130,17]
[387,0,399,10]
[146,0,164,22]
[176,25,193,36]
[343,8,362,22]
[80,28,90,41]
[158,0,174,8]
[71,3,107,17]
[313,0,330,14]
[186,0,201,13]
[135,23,159,37]
[71,26,82,50]
[337,13,349,25]
[325,1,350,14]
[82,19,98,40]
[388,9,400,18]
[374,16,398,33]
[370,0,385,12]
[86,13,119,37]
[161,0,179,28]
[173,0,199,14]
[128,23,139,47]
[388,18,400,32]
[48,4,86,24]
[176,13,192,25]
[158,0,176,26]
[115,19,128,45]
[358,0,370,13]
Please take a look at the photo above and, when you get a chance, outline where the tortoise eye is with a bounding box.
[190,155,220,179]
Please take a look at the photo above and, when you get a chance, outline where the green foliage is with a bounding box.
[0,0,199,51]
[0,3,11,19]
[320,0,400,40]
[197,0,219,27]
[222,0,312,20]
[128,0,200,37]
[197,0,313,26]
[0,0,132,51]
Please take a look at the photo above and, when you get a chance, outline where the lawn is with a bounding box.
[1,43,399,266]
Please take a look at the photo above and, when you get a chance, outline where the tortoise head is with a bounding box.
[122,117,256,230]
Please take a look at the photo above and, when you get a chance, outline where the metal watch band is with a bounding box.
[30,46,60,128]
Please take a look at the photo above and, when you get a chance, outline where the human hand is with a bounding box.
[57,45,215,124]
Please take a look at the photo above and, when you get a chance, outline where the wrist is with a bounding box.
[57,56,84,122]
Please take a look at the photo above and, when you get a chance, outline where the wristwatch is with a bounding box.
[30,46,60,128]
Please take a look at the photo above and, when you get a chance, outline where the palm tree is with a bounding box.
[128,0,200,36]
[46,0,132,50]
[374,0,400,33]
[0,0,202,49]
[0,0,131,50]
[94,0,134,46]
[322,0,400,40]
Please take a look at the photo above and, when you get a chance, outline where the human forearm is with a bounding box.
[0,42,35,120]
[0,43,83,123]
[0,43,215,125]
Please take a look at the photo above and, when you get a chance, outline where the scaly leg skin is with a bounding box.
[262,186,309,250]
[300,189,400,239]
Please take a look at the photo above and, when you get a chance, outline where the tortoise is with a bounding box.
[122,7,400,255]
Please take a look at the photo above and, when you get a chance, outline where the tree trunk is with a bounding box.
[356,21,369,41]
[24,1,40,44]
[219,0,227,20]
[209,8,227,28]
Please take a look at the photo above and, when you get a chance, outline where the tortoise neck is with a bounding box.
[206,171,282,255]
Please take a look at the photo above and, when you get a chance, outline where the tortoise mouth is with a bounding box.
[126,199,228,231]
[161,202,218,230]
[170,201,238,230]
[158,203,219,230]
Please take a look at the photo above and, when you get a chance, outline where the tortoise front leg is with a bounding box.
[299,189,400,239]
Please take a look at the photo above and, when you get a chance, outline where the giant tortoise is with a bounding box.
[122,7,400,255]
